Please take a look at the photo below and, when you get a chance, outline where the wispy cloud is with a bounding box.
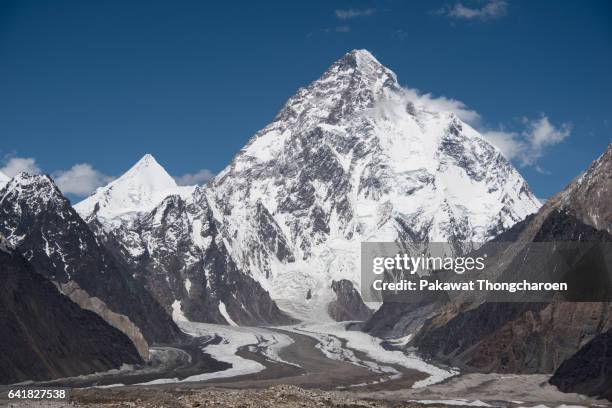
[175,169,215,186]
[53,163,113,197]
[0,155,114,197]
[374,88,569,170]
[0,156,41,177]
[436,0,508,21]
[483,115,572,167]
[315,7,376,37]
[1,153,216,195]
[401,88,481,125]
[322,25,351,34]
[481,129,524,159]
[335,8,376,20]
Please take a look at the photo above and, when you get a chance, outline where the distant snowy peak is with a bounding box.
[0,173,68,210]
[75,154,194,225]
[0,173,78,249]
[0,170,9,188]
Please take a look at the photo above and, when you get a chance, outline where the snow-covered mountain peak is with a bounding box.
[0,173,68,219]
[118,153,177,188]
[224,50,402,171]
[75,154,194,226]
[3,172,58,195]
[337,49,389,75]
[207,50,541,320]
[263,49,399,129]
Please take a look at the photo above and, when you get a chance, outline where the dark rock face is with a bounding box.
[106,191,296,326]
[328,280,373,322]
[0,174,183,345]
[0,244,142,385]
[363,301,451,340]
[534,209,612,242]
[412,211,612,374]
[255,201,295,265]
[550,328,612,401]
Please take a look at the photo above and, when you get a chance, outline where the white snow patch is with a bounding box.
[387,334,413,347]
[219,301,238,327]
[171,300,188,322]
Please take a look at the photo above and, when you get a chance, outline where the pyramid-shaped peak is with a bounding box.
[323,49,399,91]
[348,49,379,63]
[137,153,156,164]
[129,153,165,171]
[74,154,195,223]
[119,154,177,188]
[335,49,384,70]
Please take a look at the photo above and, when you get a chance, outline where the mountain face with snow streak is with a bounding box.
[0,239,143,384]
[103,188,296,325]
[0,173,183,347]
[204,49,540,319]
[75,156,295,326]
[75,154,194,228]
[79,50,540,322]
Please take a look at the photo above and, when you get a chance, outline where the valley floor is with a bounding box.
[2,322,609,407]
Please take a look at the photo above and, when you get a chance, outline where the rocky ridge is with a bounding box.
[0,235,142,384]
[0,173,183,351]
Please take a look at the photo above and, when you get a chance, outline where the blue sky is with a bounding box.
[0,0,610,201]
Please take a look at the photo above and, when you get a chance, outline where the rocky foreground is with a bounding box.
[5,386,441,408]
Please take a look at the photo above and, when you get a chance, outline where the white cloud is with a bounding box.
[523,115,571,154]
[483,115,572,166]
[335,8,376,20]
[175,169,215,186]
[53,163,113,197]
[437,0,508,21]
[378,88,569,169]
[0,156,41,177]
[401,87,481,125]
[482,129,523,160]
